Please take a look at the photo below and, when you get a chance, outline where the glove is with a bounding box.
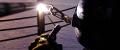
[28,34,62,50]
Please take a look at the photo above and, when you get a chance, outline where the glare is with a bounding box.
[36,3,50,13]
[41,37,46,40]
[76,4,84,19]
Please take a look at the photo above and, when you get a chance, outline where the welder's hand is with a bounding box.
[28,34,62,50]
[28,34,49,50]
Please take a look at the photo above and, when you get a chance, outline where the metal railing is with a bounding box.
[0,4,76,42]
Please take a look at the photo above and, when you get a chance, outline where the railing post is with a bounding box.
[37,0,45,36]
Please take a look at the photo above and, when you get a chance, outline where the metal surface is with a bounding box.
[37,11,45,35]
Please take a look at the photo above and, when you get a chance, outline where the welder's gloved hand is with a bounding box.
[28,34,62,50]
[28,34,49,50]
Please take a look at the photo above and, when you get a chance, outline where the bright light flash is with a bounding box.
[36,3,50,13]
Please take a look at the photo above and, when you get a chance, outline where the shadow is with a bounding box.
[0,2,34,17]
[0,23,69,42]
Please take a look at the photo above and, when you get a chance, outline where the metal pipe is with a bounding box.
[37,11,45,36]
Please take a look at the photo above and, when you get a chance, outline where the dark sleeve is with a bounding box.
[72,8,82,28]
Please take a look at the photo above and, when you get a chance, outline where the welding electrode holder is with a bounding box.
[29,24,63,50]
